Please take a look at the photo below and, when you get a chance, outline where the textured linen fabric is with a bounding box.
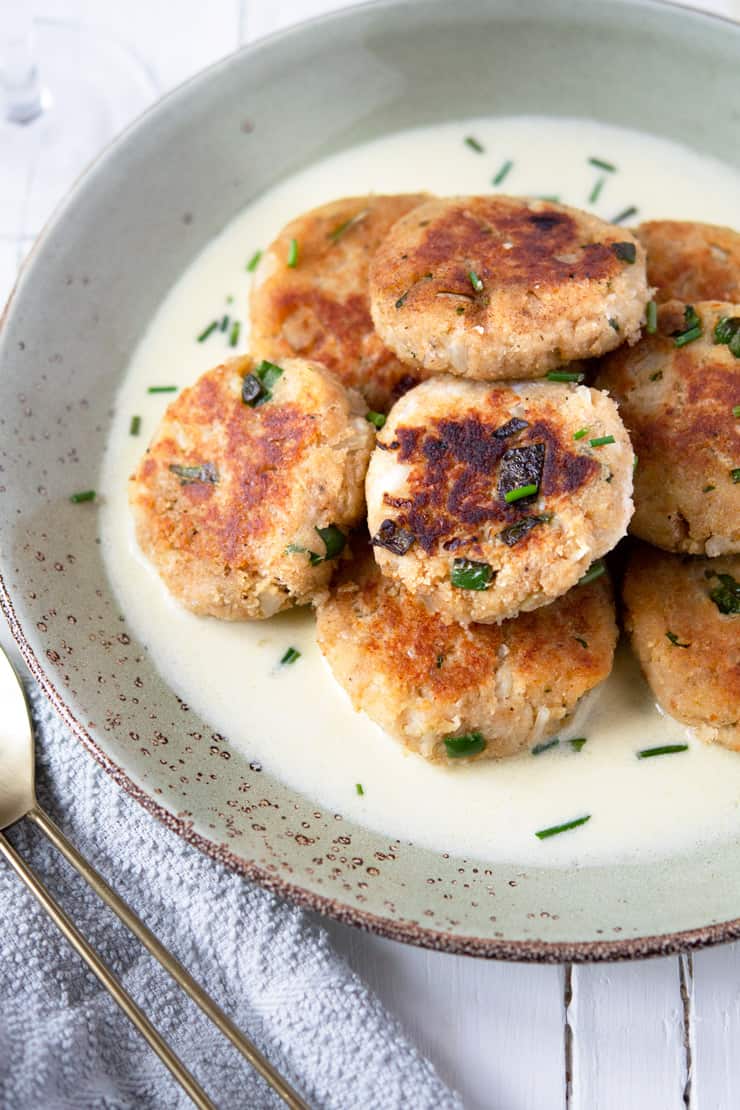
[0,687,461,1110]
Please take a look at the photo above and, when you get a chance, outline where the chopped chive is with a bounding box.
[707,571,740,614]
[649,370,663,382]
[226,295,234,304]
[147,385,178,394]
[732,468,740,483]
[538,195,560,203]
[129,415,141,436]
[579,560,606,586]
[499,514,551,547]
[535,815,591,840]
[574,636,588,649]
[492,159,513,186]
[532,737,559,756]
[316,524,346,560]
[646,300,658,334]
[633,455,638,471]
[436,654,445,669]
[547,370,585,383]
[287,238,299,267]
[666,631,690,648]
[329,207,370,242]
[674,326,702,348]
[229,320,241,347]
[246,249,262,272]
[569,738,587,752]
[356,783,364,796]
[702,484,715,493]
[469,269,484,293]
[732,405,740,418]
[169,462,218,485]
[612,205,638,225]
[637,744,689,759]
[573,427,589,440]
[611,241,636,264]
[450,558,493,591]
[372,518,415,556]
[589,435,615,447]
[69,489,96,504]
[219,314,229,332]
[280,647,301,665]
[588,176,606,204]
[197,321,218,343]
[609,317,620,333]
[444,731,486,758]
[714,315,740,350]
[504,482,538,504]
[589,157,617,172]
[464,135,484,153]
[365,410,386,429]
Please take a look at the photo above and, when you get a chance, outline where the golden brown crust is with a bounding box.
[316,548,617,763]
[249,194,429,411]
[622,544,740,748]
[594,300,740,554]
[637,220,740,304]
[369,195,650,379]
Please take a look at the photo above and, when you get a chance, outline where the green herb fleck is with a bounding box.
[707,572,740,615]
[535,815,591,840]
[197,321,218,343]
[169,462,218,485]
[464,135,484,153]
[129,415,141,436]
[229,320,241,348]
[637,744,689,759]
[573,636,588,649]
[492,159,513,186]
[280,647,301,665]
[219,314,229,332]
[504,482,538,504]
[589,157,617,172]
[532,737,559,756]
[646,300,658,334]
[329,208,370,242]
[733,405,740,418]
[590,435,615,447]
[436,654,445,669]
[451,558,493,591]
[714,315,740,356]
[579,560,606,586]
[612,205,638,225]
[69,490,96,504]
[589,176,606,204]
[570,738,587,752]
[356,783,364,796]
[316,524,346,560]
[444,731,486,758]
[732,468,740,483]
[608,317,620,333]
[573,427,589,441]
[612,241,636,264]
[148,385,178,394]
[666,630,690,648]
[703,484,715,493]
[675,326,702,348]
[287,237,299,268]
[649,370,663,382]
[246,249,262,272]
[673,304,703,347]
[365,410,386,429]
[242,359,284,407]
[547,370,585,383]
[469,269,484,293]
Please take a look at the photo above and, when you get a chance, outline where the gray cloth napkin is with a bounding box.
[0,686,461,1110]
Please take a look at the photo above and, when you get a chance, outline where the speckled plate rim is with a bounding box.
[2,0,740,964]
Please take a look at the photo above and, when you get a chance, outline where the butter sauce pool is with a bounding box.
[100,116,740,868]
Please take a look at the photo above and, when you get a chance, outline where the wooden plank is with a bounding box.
[690,943,740,1109]
[570,958,687,1110]
[325,918,566,1110]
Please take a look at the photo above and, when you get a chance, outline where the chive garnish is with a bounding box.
[372,518,415,555]
[280,647,301,665]
[329,208,370,242]
[197,321,218,343]
[499,515,551,547]
[612,205,638,225]
[492,159,513,186]
[436,654,445,669]
[129,415,141,436]
[714,316,740,356]
[504,483,538,504]
[609,318,620,333]
[646,300,658,334]
[147,386,178,394]
[672,305,703,347]
[573,427,589,440]
[589,157,617,172]
[588,177,606,205]
[707,572,740,614]
[229,320,241,347]
[169,462,218,485]
[538,195,560,203]
[733,405,740,418]
[649,370,663,382]
[450,558,493,591]
[535,815,591,840]
[703,485,715,493]
[220,314,229,332]
[666,631,690,648]
[242,359,284,407]
[579,560,606,586]
[547,370,585,383]
[287,238,299,267]
[574,636,588,649]
[286,524,346,566]
[532,737,559,756]
[444,731,486,758]
[469,269,484,293]
[570,738,587,752]
[246,249,262,272]
[589,435,615,447]
[356,783,364,796]
[365,410,386,429]
[69,490,96,504]
[611,241,636,264]
[675,326,702,348]
[732,468,740,483]
[637,744,688,759]
[464,135,484,153]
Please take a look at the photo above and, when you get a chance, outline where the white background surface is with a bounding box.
[2,2,740,1107]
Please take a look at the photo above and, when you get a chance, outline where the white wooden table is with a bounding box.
[2,2,740,1106]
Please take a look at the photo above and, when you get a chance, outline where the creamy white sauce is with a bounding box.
[100,116,740,868]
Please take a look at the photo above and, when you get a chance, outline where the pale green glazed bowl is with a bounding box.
[1,0,739,961]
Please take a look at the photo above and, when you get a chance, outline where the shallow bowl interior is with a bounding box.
[1,0,739,960]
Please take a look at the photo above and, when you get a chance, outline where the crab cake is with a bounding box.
[130,355,373,619]
[368,195,650,380]
[250,194,429,411]
[636,220,740,304]
[594,300,740,555]
[365,376,633,625]
[317,549,617,764]
[623,545,740,749]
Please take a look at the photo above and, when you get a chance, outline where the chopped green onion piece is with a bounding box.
[646,300,658,334]
[356,783,364,796]
[733,405,740,418]
[315,524,346,560]
[588,176,606,204]
[707,572,740,614]
[365,410,386,429]
[547,371,585,382]
[538,195,560,203]
[589,435,615,447]
[532,737,559,756]
[535,815,591,840]
[633,455,638,471]
[169,462,218,485]
[329,208,370,242]
[504,482,538,504]
[469,269,484,293]
[492,159,513,186]
[609,317,620,333]
[287,238,299,267]
[612,241,636,264]
[280,647,301,665]
[69,490,96,504]
[612,205,638,225]
[637,744,689,759]
[229,320,241,347]
[243,360,284,407]
[573,427,589,440]
[129,415,141,436]
[451,558,493,591]
[147,386,178,394]
[436,654,445,669]
[649,370,663,382]
[569,738,587,752]
[246,249,262,272]
[666,631,690,648]
[197,321,218,343]
[579,560,606,586]
[674,326,702,348]
[464,135,484,153]
[444,731,486,758]
[703,484,715,493]
[220,314,229,332]
[714,315,740,347]
[574,636,588,649]
[732,468,740,483]
[589,157,617,172]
